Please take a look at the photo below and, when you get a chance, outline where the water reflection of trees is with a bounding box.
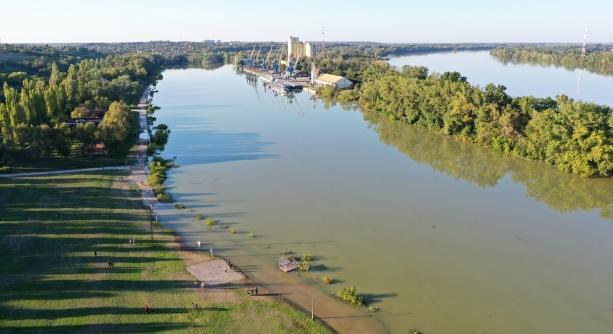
[364,111,613,221]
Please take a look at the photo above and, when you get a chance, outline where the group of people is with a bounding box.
[128,238,136,245]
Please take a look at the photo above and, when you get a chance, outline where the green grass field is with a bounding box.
[0,171,329,333]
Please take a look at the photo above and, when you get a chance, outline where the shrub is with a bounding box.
[321,276,333,285]
[156,193,172,202]
[247,232,255,238]
[174,203,186,209]
[204,217,215,226]
[335,286,364,306]
[299,260,311,272]
[230,228,237,234]
[300,254,313,272]
[195,214,204,220]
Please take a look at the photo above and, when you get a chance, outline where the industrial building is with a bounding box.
[314,74,354,90]
[288,36,315,59]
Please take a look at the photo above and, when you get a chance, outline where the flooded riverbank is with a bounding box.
[151,61,613,333]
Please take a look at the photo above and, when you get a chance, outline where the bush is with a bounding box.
[299,260,311,272]
[204,217,215,226]
[300,254,312,272]
[335,286,364,306]
[174,203,186,209]
[156,193,172,202]
[321,276,333,285]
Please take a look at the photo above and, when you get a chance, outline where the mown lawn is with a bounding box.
[0,171,329,333]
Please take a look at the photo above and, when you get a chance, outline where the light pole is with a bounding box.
[311,296,314,320]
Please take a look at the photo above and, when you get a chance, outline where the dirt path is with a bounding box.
[0,166,129,178]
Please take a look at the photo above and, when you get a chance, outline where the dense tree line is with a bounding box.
[0,44,104,88]
[0,53,166,163]
[491,47,613,76]
[350,63,612,177]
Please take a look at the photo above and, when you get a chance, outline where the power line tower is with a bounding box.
[576,26,589,98]
[581,27,588,58]
[321,26,325,58]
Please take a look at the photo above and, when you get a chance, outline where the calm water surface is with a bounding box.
[389,50,613,105]
[152,54,613,334]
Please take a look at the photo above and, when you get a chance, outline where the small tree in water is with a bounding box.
[335,286,364,306]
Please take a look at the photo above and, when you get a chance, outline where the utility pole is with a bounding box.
[311,296,315,320]
[581,26,588,58]
[321,26,325,57]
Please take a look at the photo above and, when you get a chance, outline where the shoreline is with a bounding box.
[129,149,386,333]
[134,89,386,334]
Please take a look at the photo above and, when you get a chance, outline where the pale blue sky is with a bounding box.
[0,0,611,43]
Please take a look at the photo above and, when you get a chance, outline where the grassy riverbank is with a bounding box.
[0,171,329,333]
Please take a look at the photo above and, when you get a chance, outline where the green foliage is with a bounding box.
[156,193,172,202]
[97,102,134,155]
[357,63,613,177]
[149,123,170,152]
[204,217,215,226]
[174,203,186,209]
[335,286,364,306]
[0,50,166,164]
[299,254,312,272]
[147,156,175,202]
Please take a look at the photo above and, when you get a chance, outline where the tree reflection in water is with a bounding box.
[364,111,613,221]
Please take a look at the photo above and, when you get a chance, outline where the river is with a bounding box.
[151,51,613,334]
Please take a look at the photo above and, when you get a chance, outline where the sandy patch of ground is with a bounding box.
[186,259,245,286]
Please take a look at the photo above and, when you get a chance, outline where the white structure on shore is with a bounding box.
[314,74,353,90]
[288,36,315,59]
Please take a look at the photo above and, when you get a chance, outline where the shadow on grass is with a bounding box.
[1,322,193,333]
[0,172,200,328]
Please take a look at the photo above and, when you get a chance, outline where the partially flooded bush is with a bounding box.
[335,286,364,306]
[321,276,333,285]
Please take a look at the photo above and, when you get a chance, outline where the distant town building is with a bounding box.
[314,74,353,90]
[288,36,315,59]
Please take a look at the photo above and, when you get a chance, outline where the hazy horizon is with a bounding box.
[1,0,612,44]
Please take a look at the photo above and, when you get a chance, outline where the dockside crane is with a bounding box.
[262,45,274,70]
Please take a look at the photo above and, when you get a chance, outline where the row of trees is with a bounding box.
[491,47,613,76]
[0,53,165,162]
[353,63,612,177]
